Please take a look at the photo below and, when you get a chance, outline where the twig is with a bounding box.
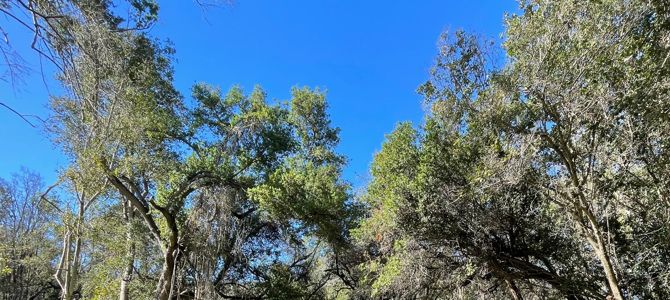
[0,101,42,127]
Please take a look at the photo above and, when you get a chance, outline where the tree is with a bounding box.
[354,31,600,300]
[355,0,670,299]
[49,30,357,297]
[0,0,159,125]
[4,0,670,299]
[168,85,355,299]
[42,168,108,300]
[34,0,356,297]
[0,168,59,299]
[504,0,670,298]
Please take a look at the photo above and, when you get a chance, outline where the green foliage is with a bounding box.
[0,169,60,299]
[355,1,670,299]
[4,0,670,299]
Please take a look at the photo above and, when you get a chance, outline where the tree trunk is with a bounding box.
[54,231,69,299]
[549,134,625,300]
[55,229,77,300]
[66,234,82,300]
[152,201,180,300]
[591,234,624,300]
[119,272,131,300]
[156,245,177,300]
[119,201,135,300]
[60,213,84,300]
[579,204,624,300]
[107,174,187,300]
[504,278,523,300]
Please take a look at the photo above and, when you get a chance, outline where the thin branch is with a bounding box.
[0,101,38,127]
[39,178,64,213]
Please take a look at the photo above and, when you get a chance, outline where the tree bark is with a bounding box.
[119,201,135,300]
[66,234,82,300]
[578,198,624,300]
[153,202,180,300]
[504,278,523,300]
[589,233,624,300]
[67,205,84,300]
[55,211,83,300]
[156,244,177,300]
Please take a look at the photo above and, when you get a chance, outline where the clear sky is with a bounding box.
[0,1,518,187]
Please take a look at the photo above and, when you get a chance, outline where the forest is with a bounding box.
[1,0,669,299]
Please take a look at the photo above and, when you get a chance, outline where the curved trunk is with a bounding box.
[156,245,177,300]
[155,209,179,300]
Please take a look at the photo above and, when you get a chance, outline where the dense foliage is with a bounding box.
[356,1,670,299]
[1,0,669,299]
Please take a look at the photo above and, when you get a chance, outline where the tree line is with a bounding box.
[1,0,669,299]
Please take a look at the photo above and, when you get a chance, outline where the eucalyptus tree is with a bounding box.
[1,3,163,296]
[43,4,183,295]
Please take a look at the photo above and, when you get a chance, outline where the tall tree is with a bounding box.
[356,0,670,299]
[355,31,600,300]
[504,0,670,298]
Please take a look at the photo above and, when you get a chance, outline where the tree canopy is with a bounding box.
[1,0,669,299]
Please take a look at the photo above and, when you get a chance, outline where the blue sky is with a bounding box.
[0,1,517,187]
